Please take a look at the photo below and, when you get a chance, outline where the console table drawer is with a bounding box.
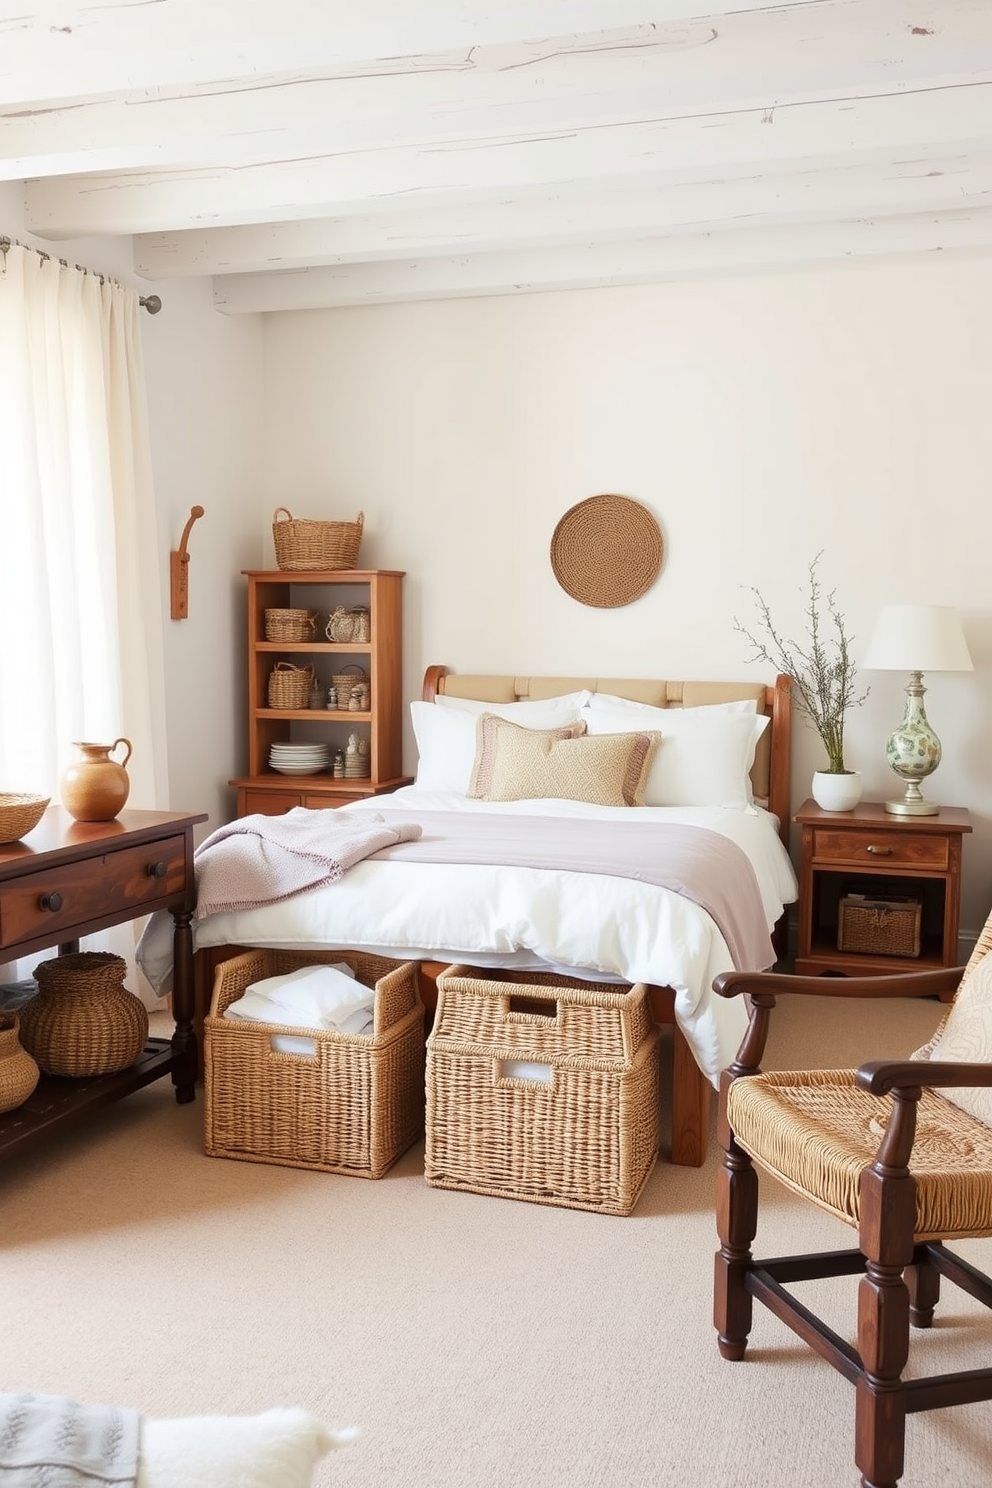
[810,827,950,872]
[0,834,188,948]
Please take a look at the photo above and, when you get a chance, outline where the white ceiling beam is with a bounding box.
[4,3,990,181]
[25,80,992,238]
[0,1,824,105]
[135,152,992,277]
[210,207,992,313]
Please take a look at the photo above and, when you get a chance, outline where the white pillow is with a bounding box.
[138,1408,356,1488]
[434,690,591,715]
[411,698,587,795]
[584,693,757,715]
[581,703,768,809]
[917,949,992,1127]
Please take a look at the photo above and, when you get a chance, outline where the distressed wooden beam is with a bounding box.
[135,153,992,277]
[211,208,992,312]
[4,3,990,181]
[0,0,808,105]
[25,81,992,239]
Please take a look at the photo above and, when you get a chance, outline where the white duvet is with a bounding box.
[137,788,798,1085]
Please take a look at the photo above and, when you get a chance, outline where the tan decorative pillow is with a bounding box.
[921,947,992,1126]
[468,713,660,807]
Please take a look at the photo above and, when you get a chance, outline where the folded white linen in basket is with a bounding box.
[223,964,374,1035]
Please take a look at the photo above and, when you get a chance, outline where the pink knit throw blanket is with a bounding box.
[193,808,423,918]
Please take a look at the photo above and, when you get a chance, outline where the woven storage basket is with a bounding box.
[425,967,660,1215]
[19,952,149,1077]
[838,893,922,958]
[267,661,315,709]
[204,948,425,1178]
[331,664,369,710]
[264,607,318,642]
[272,508,364,571]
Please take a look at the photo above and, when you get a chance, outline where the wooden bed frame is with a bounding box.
[419,666,793,1167]
[192,668,792,1171]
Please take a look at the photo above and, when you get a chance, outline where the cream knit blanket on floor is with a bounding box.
[193,808,423,918]
[0,1392,139,1487]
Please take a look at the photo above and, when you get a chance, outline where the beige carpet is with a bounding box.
[4,994,992,1487]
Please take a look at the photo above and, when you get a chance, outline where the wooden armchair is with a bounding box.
[712,920,992,1488]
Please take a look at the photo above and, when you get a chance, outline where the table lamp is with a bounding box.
[862,603,973,816]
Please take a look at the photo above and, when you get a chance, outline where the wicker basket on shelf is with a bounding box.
[272,508,364,571]
[332,664,370,710]
[19,952,149,1078]
[264,607,318,642]
[267,661,315,710]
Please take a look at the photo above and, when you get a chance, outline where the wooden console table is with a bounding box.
[0,806,207,1162]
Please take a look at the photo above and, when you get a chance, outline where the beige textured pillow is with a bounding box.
[468,713,660,807]
[921,948,992,1126]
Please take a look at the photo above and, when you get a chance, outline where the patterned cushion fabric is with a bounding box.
[923,945,992,1126]
[468,714,659,807]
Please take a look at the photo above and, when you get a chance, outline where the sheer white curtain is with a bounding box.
[0,242,169,986]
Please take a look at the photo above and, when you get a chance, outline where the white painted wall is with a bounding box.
[142,278,264,830]
[261,257,992,939]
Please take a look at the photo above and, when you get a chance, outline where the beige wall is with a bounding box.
[259,258,992,940]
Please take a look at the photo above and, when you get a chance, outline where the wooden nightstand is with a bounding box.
[793,799,972,978]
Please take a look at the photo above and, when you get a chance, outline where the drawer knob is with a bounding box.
[146,860,168,879]
[39,891,63,912]
[865,844,893,856]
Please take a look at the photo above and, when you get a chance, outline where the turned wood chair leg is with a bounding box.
[714,1078,758,1360]
[906,1251,941,1329]
[854,1151,915,1488]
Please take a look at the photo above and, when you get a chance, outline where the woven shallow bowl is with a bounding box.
[0,793,50,844]
[550,494,663,608]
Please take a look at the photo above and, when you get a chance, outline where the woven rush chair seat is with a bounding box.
[727,1069,992,1240]
[711,912,992,1488]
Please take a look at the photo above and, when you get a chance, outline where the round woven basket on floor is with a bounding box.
[550,494,663,608]
[20,952,149,1078]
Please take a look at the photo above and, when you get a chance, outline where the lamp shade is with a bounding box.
[862,604,973,673]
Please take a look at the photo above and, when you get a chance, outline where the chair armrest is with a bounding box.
[713,965,964,1002]
[858,1059,992,1098]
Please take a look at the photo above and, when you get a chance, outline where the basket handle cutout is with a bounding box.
[506,994,557,1021]
[269,1034,318,1058]
[496,1058,554,1087]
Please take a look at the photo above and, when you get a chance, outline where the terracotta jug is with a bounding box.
[60,737,132,822]
[0,1012,40,1113]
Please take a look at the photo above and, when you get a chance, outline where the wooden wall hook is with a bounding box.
[170,505,205,620]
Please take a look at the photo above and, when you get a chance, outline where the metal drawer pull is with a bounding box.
[865,845,893,856]
[39,891,63,911]
[146,861,168,879]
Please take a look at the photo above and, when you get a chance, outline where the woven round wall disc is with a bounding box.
[550,495,663,608]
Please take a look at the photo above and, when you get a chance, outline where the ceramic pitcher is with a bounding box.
[60,737,132,822]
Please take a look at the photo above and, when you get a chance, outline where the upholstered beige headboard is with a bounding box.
[421,666,792,843]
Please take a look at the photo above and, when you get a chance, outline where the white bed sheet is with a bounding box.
[137,789,797,1085]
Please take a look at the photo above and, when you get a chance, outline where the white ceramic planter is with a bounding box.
[811,770,863,812]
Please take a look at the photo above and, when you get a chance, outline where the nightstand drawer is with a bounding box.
[810,827,949,872]
[0,835,188,948]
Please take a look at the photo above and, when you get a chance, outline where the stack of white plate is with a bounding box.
[268,742,331,776]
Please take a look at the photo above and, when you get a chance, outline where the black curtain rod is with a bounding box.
[0,234,162,313]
